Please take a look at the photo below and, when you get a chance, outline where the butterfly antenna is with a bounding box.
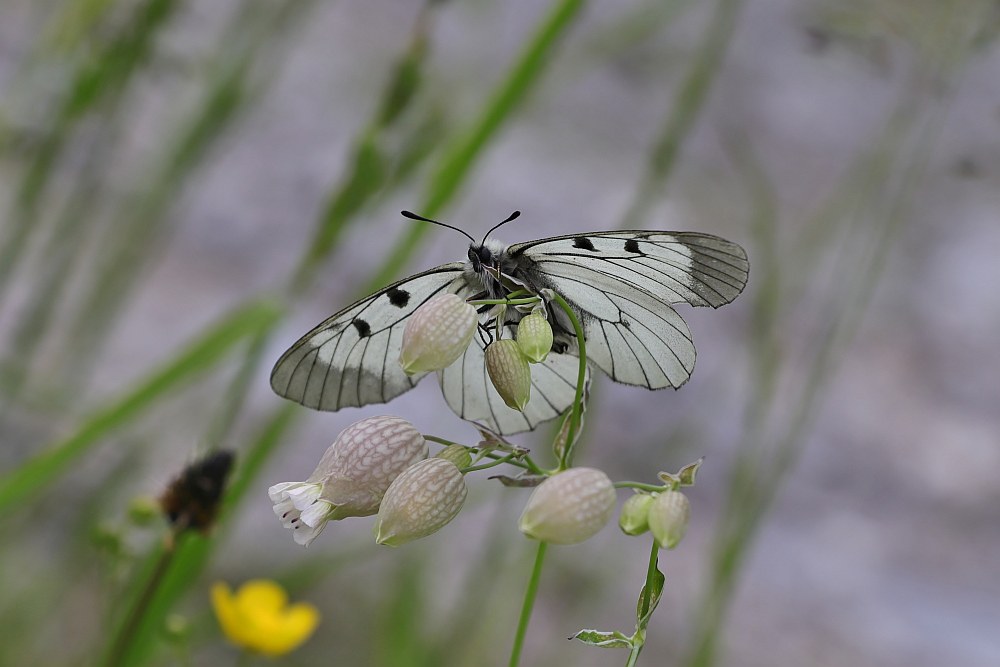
[481,210,521,244]
[401,210,475,244]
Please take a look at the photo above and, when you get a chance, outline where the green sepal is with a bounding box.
[571,629,633,649]
[635,564,665,627]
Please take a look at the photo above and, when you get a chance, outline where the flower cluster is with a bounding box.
[397,295,554,412]
[269,416,467,547]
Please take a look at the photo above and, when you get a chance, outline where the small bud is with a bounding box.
[269,416,427,546]
[399,293,477,374]
[618,493,654,536]
[518,468,616,545]
[516,311,553,363]
[435,444,472,469]
[648,490,690,550]
[127,496,161,527]
[485,339,531,411]
[375,458,467,547]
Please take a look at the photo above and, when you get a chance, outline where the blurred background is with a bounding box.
[1,0,998,665]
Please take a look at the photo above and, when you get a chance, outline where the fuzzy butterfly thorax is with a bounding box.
[271,222,749,436]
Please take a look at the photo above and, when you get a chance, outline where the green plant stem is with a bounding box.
[461,453,519,474]
[626,540,662,667]
[614,481,663,493]
[424,435,546,474]
[104,536,178,667]
[549,292,587,469]
[508,541,548,667]
[0,300,281,513]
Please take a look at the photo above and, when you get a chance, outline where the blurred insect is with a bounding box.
[271,211,748,435]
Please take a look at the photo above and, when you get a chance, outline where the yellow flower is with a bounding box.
[211,580,319,657]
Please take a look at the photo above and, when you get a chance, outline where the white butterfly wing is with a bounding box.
[271,264,467,411]
[508,232,748,389]
[438,320,586,435]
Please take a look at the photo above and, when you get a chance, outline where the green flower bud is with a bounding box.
[269,416,427,546]
[434,444,472,469]
[648,490,690,550]
[399,293,477,374]
[375,458,467,547]
[127,496,161,526]
[516,311,553,363]
[518,468,616,545]
[485,339,531,411]
[618,493,654,536]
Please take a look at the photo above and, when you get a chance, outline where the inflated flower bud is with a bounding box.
[269,416,427,546]
[648,490,690,550]
[618,493,654,536]
[434,444,472,469]
[516,311,553,363]
[399,293,477,374]
[485,339,531,411]
[518,468,616,545]
[375,458,467,547]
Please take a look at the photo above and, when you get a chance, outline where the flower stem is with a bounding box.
[614,481,664,493]
[626,540,661,667]
[104,534,178,667]
[461,452,518,473]
[548,292,587,469]
[508,541,548,667]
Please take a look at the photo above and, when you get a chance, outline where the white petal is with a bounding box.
[299,500,334,528]
[286,483,323,511]
[267,481,301,503]
[292,520,327,547]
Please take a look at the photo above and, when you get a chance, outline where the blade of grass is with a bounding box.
[101,402,300,667]
[366,0,587,293]
[685,32,972,667]
[0,299,282,514]
[618,0,744,230]
[0,0,181,305]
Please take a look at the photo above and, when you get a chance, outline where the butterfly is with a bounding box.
[271,211,749,436]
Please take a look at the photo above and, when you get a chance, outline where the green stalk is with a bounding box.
[0,300,281,514]
[508,542,548,667]
[626,540,662,667]
[365,0,586,294]
[549,292,587,469]
[619,0,743,230]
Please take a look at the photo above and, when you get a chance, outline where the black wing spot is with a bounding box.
[386,287,410,308]
[621,316,631,329]
[573,236,598,252]
[624,239,642,254]
[352,319,372,337]
[553,341,569,354]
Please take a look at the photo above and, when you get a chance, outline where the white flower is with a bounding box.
[519,468,617,545]
[269,416,427,546]
[374,458,467,547]
[399,294,477,374]
[485,339,531,411]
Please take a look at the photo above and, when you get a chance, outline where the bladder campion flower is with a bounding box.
[399,293,477,374]
[519,468,617,545]
[375,458,467,546]
[516,310,553,363]
[211,580,319,657]
[485,339,532,410]
[648,489,690,550]
[618,492,654,536]
[269,416,427,546]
